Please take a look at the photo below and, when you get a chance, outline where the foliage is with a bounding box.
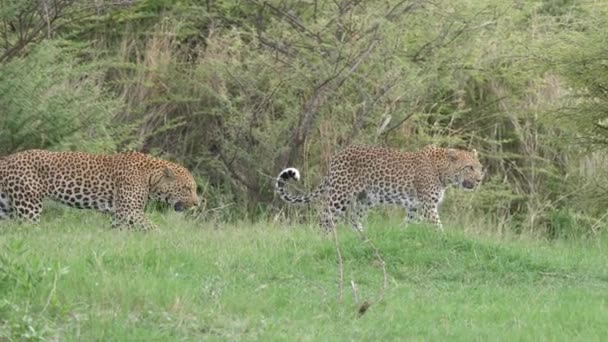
[0,40,126,154]
[0,0,607,235]
[532,1,608,221]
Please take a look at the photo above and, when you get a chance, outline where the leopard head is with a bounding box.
[149,165,200,212]
[445,148,484,191]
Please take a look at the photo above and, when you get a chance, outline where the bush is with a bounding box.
[0,40,126,154]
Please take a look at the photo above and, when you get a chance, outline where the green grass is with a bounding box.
[1,209,608,341]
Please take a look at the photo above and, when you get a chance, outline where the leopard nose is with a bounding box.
[174,202,185,212]
[463,180,475,189]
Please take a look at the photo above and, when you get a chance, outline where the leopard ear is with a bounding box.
[447,148,459,162]
[472,149,478,158]
[163,167,176,180]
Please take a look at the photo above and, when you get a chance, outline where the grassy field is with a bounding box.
[1,209,608,341]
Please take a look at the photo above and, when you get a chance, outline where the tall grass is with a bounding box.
[1,210,608,340]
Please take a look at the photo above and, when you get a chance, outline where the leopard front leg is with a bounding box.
[112,176,158,232]
[404,205,418,225]
[418,191,444,231]
[420,203,443,230]
[414,173,445,230]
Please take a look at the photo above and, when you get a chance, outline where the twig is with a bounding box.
[350,279,360,304]
[203,203,234,212]
[355,228,388,304]
[381,111,416,136]
[590,211,608,235]
[42,266,59,313]
[332,225,344,302]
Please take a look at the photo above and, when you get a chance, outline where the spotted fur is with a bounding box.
[276,145,483,232]
[0,150,200,230]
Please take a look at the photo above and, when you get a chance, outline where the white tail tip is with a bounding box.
[278,167,301,181]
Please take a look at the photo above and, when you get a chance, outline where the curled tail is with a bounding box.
[275,167,324,204]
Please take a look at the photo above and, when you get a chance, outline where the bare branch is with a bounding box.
[348,78,399,143]
[263,2,324,45]
[277,28,381,168]
[386,0,424,21]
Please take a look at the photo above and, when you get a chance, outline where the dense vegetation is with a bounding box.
[1,0,607,231]
[2,1,608,339]
[2,213,608,339]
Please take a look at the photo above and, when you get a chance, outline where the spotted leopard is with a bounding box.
[275,145,483,232]
[0,150,201,230]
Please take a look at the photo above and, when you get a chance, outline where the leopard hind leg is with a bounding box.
[0,190,11,219]
[319,182,362,233]
[349,190,374,232]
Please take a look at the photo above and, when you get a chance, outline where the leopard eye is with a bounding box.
[465,165,474,171]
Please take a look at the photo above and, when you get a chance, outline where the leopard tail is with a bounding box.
[275,167,325,204]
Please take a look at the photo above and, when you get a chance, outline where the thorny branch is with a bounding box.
[0,0,135,64]
[277,31,381,168]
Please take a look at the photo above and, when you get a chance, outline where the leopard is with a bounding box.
[0,149,201,230]
[275,145,483,232]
